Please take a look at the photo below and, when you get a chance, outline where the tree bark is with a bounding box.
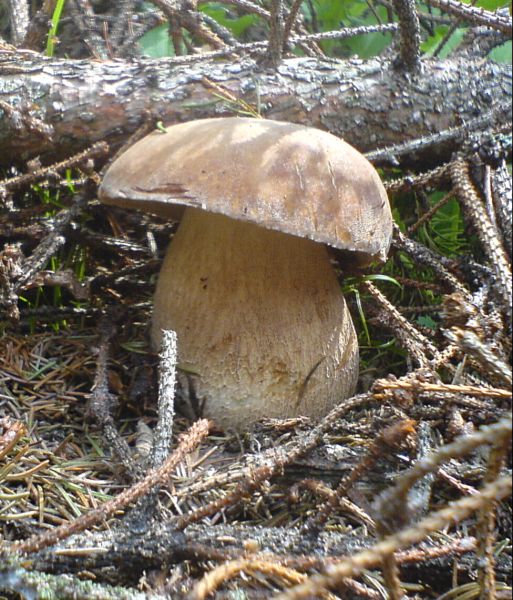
[0,48,511,167]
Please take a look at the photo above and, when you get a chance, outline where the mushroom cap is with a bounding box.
[99,117,392,261]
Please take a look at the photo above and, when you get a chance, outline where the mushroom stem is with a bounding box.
[152,208,358,430]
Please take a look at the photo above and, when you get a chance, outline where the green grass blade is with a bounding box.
[46,0,67,57]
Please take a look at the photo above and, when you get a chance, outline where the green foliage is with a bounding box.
[421,0,511,59]
[302,0,393,57]
[419,196,469,258]
[139,24,175,57]
[200,3,260,37]
[489,40,512,62]
[137,0,512,62]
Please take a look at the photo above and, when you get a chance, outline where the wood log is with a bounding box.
[0,48,511,167]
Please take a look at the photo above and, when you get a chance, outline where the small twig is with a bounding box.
[393,226,470,295]
[366,107,511,166]
[149,330,178,468]
[363,280,441,365]
[392,0,421,72]
[0,142,108,193]
[375,415,511,534]
[7,0,30,46]
[87,311,139,478]
[149,0,226,50]
[68,0,109,59]
[199,0,270,19]
[451,160,512,329]
[267,0,284,65]
[11,419,210,555]
[130,23,397,64]
[191,559,306,600]
[491,160,512,259]
[477,437,510,600]
[408,189,455,234]
[373,378,511,401]
[11,193,89,295]
[444,327,512,388]
[384,162,453,194]
[282,0,304,51]
[423,0,512,36]
[110,0,139,47]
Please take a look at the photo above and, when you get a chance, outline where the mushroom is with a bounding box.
[99,118,392,430]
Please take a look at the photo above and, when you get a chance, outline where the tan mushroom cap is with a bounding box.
[99,117,392,261]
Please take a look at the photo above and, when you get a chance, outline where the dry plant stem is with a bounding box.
[424,0,512,35]
[373,378,511,400]
[11,419,210,555]
[451,160,512,328]
[477,441,509,599]
[190,559,307,600]
[176,394,373,529]
[275,475,512,600]
[392,0,421,71]
[0,142,108,192]
[304,419,415,535]
[149,329,177,468]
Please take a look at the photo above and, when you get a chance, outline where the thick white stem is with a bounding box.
[152,208,358,430]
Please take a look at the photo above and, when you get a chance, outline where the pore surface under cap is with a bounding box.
[99,117,392,261]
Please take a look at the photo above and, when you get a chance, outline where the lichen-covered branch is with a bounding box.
[0,48,510,166]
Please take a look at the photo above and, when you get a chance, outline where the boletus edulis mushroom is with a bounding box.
[99,118,392,430]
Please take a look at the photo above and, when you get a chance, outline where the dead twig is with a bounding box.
[392,0,421,72]
[176,394,374,529]
[451,159,512,330]
[149,329,178,468]
[477,438,510,599]
[87,311,139,478]
[276,475,512,599]
[303,419,415,536]
[424,0,512,35]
